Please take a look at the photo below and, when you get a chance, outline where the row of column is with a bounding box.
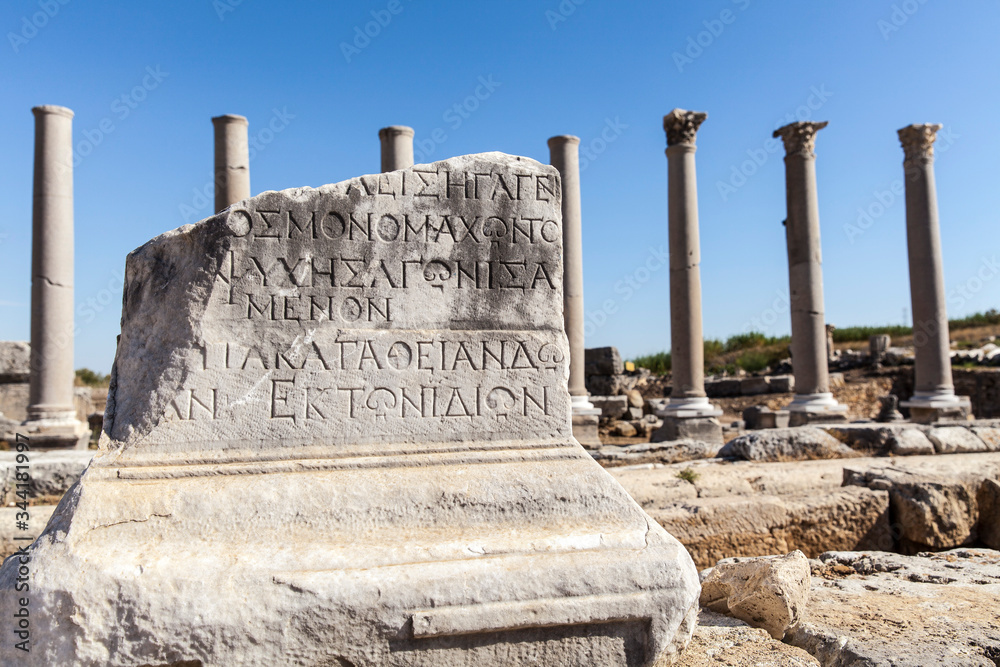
[22,110,967,449]
[651,113,967,429]
[372,119,969,431]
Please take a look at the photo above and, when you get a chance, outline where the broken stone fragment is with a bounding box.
[699,550,811,639]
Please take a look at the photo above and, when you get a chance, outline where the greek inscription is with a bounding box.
[193,338,560,374]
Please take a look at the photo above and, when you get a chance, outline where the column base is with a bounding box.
[20,413,90,450]
[651,415,723,445]
[743,406,790,430]
[570,395,602,448]
[571,413,601,448]
[901,390,972,424]
[657,396,722,419]
[786,393,848,427]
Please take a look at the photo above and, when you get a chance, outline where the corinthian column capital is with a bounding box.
[898,123,943,165]
[774,121,828,158]
[663,109,707,147]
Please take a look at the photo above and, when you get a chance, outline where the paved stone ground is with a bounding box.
[676,610,818,666]
[789,549,1000,666]
[614,451,1000,568]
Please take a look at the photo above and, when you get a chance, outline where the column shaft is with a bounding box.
[667,143,706,400]
[651,109,721,441]
[548,135,587,399]
[783,148,829,395]
[379,126,415,172]
[773,121,845,422]
[28,105,77,421]
[901,126,953,396]
[212,114,250,213]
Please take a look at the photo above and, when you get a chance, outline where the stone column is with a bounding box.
[212,114,250,213]
[773,121,846,426]
[653,109,722,444]
[24,105,87,448]
[548,135,600,446]
[897,124,971,423]
[379,125,415,172]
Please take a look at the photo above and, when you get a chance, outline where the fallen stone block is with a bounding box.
[586,373,625,397]
[0,450,93,504]
[585,346,623,376]
[720,427,859,462]
[643,487,891,569]
[0,341,30,383]
[844,465,987,551]
[625,389,643,409]
[970,426,1000,451]
[591,395,629,420]
[652,416,724,445]
[705,379,741,398]
[890,427,936,456]
[740,377,771,396]
[591,440,721,468]
[743,406,790,430]
[928,426,990,454]
[700,551,811,640]
[768,375,794,394]
[610,420,638,437]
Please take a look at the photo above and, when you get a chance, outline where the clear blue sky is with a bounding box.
[2,0,998,373]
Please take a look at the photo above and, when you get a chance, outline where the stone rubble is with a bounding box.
[700,550,812,640]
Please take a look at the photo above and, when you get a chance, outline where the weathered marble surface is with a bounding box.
[0,153,699,666]
[790,549,1000,666]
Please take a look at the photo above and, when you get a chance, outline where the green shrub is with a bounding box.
[676,468,699,484]
[75,368,110,387]
[832,325,912,342]
[950,308,1000,330]
[631,351,671,374]
[724,331,767,352]
[703,338,724,358]
[735,348,786,373]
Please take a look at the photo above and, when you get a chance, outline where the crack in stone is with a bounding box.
[93,513,172,530]
[37,276,72,289]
